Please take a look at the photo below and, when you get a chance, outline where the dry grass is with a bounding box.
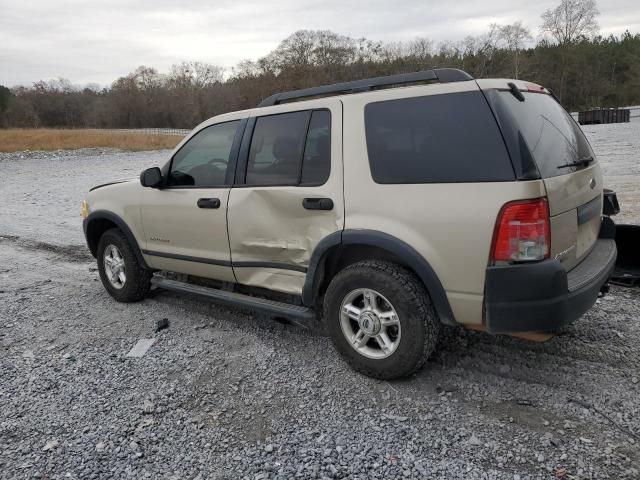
[0,129,182,152]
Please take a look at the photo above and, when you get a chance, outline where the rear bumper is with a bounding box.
[484,228,617,333]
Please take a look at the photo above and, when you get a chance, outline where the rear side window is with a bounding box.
[365,91,514,184]
[490,91,595,179]
[301,110,331,185]
[245,110,331,186]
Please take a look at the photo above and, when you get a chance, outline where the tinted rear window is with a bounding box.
[491,91,595,178]
[246,111,309,186]
[364,91,515,184]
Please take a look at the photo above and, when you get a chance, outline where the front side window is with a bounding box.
[245,109,332,186]
[169,120,240,187]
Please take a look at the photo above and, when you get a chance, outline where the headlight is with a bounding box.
[81,200,90,219]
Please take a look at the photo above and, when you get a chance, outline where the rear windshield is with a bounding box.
[489,91,595,179]
[364,91,515,184]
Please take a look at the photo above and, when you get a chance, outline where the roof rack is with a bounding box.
[257,68,473,107]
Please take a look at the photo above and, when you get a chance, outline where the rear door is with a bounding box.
[227,100,343,294]
[483,85,602,271]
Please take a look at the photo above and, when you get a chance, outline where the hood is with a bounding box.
[89,178,136,192]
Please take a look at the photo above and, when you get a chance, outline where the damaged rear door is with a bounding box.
[227,99,344,294]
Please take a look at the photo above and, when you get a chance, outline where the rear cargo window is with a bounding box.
[364,91,515,184]
[490,91,595,179]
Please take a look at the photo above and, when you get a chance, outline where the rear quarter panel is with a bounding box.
[341,84,547,325]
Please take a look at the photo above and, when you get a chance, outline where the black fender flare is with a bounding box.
[83,210,149,269]
[302,229,457,326]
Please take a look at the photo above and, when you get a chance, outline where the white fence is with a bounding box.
[103,128,191,136]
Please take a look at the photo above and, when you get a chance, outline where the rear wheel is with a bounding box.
[97,228,152,302]
[324,260,440,379]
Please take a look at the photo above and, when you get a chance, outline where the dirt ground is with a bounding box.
[1,122,639,479]
[0,130,181,153]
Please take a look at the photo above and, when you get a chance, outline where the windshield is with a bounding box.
[490,91,596,179]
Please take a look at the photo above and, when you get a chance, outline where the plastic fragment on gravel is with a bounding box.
[382,413,408,422]
[154,318,169,332]
[126,339,156,358]
[42,439,58,451]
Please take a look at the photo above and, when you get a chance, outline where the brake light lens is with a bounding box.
[525,83,546,94]
[492,198,550,263]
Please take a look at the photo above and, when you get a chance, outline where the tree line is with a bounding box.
[1,0,639,129]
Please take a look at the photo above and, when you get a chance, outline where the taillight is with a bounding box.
[491,198,550,263]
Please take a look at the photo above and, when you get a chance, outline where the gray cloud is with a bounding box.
[1,0,638,86]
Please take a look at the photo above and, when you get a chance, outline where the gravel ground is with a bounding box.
[1,127,639,480]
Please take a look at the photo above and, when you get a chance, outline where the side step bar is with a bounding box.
[151,277,317,328]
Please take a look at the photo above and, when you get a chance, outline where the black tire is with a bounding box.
[323,260,440,379]
[97,228,152,302]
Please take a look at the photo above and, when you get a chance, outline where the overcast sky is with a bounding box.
[1,0,639,87]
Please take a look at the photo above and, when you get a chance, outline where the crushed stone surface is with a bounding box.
[0,127,639,479]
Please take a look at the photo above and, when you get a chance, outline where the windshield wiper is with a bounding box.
[557,156,594,169]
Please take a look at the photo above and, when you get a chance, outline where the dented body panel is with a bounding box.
[83,73,614,332]
[227,99,344,294]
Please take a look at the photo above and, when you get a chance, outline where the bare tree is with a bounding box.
[406,37,433,64]
[169,62,223,89]
[272,30,317,69]
[541,0,599,44]
[497,21,532,78]
[462,25,502,76]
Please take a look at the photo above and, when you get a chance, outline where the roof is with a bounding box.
[257,68,473,107]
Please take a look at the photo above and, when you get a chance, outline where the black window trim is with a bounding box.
[162,118,248,190]
[234,108,332,188]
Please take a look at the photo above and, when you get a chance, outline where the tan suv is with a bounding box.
[82,69,618,379]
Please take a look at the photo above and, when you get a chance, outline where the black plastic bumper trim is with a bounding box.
[577,196,601,225]
[485,238,617,333]
[142,249,231,267]
[84,211,150,269]
[141,249,307,273]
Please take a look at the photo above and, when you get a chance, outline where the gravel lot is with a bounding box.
[1,124,639,479]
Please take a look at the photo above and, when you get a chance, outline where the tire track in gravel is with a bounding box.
[0,234,92,262]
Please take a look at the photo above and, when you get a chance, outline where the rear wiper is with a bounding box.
[557,156,594,169]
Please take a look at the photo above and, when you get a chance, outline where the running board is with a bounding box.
[150,277,317,328]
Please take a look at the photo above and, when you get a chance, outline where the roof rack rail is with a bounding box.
[257,68,473,107]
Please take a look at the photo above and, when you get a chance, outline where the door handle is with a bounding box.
[197,198,221,209]
[302,198,333,211]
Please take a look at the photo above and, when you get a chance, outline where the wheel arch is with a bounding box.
[303,230,457,326]
[83,210,149,269]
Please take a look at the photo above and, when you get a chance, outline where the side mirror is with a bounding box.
[140,167,163,188]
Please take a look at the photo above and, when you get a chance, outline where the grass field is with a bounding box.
[0,129,182,152]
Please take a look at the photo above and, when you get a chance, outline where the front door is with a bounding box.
[140,119,245,282]
[227,100,344,294]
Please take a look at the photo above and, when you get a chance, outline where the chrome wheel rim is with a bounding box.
[339,288,401,359]
[103,244,126,289]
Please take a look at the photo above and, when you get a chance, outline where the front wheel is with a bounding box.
[97,228,152,302]
[324,260,440,379]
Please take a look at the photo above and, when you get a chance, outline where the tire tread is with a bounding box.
[323,260,440,379]
[97,228,152,302]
